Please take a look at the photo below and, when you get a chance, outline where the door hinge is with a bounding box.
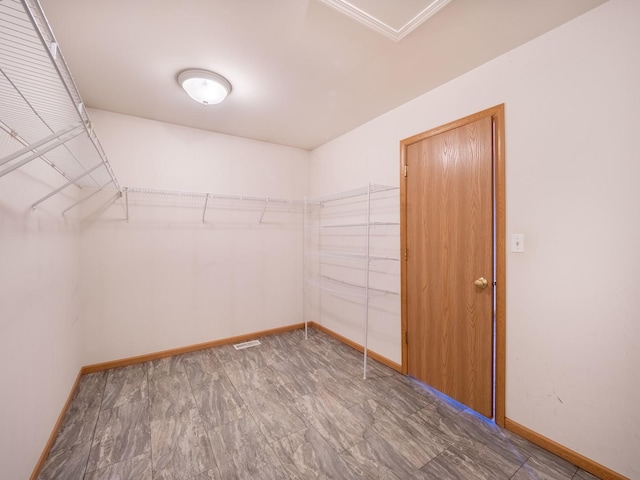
[404,249,408,261]
[403,164,407,177]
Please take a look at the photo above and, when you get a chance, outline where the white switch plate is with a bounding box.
[511,233,525,253]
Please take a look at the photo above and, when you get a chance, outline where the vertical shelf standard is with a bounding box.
[304,184,400,379]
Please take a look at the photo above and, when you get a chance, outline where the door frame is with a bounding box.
[399,104,506,426]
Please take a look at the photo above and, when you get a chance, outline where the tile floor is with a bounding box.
[38,328,600,479]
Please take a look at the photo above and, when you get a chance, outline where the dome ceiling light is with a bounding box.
[178,69,231,105]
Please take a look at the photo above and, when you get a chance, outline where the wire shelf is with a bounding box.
[305,251,399,262]
[305,184,398,204]
[305,220,399,229]
[122,187,303,223]
[303,184,401,379]
[306,274,399,298]
[0,0,120,214]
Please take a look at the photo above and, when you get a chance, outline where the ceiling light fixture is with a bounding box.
[178,69,231,105]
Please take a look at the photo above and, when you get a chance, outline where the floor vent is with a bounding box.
[233,339,261,350]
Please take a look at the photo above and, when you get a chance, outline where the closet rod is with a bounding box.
[0,123,82,167]
[31,162,104,210]
[0,123,76,185]
[0,127,84,178]
[62,180,114,215]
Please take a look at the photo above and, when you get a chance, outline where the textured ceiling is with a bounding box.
[39,0,607,150]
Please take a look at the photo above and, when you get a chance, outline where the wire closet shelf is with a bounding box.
[121,187,303,224]
[303,183,400,379]
[0,0,121,213]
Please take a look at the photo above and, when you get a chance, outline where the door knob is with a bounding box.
[474,277,488,289]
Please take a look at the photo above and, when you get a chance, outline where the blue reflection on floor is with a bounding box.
[407,375,496,425]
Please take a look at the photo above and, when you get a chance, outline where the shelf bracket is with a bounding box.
[202,194,209,223]
[258,197,270,224]
[125,187,129,222]
[31,162,105,210]
[0,123,82,168]
[0,126,85,178]
[62,179,113,216]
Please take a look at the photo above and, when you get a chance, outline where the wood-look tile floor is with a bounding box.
[39,328,600,480]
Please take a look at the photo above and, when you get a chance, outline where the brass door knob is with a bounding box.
[474,277,489,289]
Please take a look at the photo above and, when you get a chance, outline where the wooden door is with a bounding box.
[403,114,495,418]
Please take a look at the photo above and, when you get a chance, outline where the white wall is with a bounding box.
[4,1,639,477]
[80,110,310,365]
[309,0,640,477]
[0,163,82,479]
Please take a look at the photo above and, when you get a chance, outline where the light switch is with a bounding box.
[511,233,525,253]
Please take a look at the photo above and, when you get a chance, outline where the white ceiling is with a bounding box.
[39,0,607,150]
[317,0,453,40]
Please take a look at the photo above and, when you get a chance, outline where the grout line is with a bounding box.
[144,361,153,479]
[506,455,534,480]
[182,350,223,478]
[39,329,597,479]
[82,371,109,477]
[419,446,449,472]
